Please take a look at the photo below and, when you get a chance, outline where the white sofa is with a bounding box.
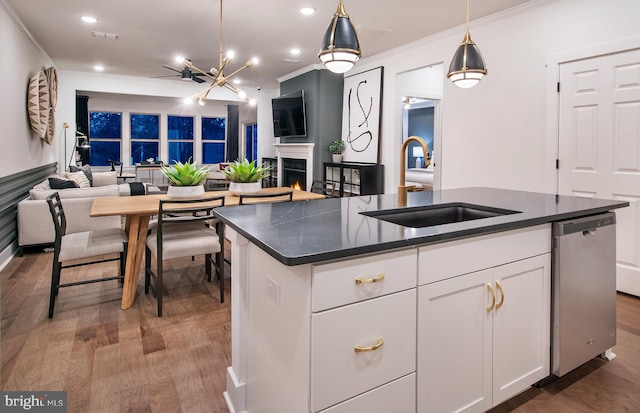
[17,171,150,250]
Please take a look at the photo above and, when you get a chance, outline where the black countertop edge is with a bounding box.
[215,188,629,267]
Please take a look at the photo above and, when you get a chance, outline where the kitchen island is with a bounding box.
[214,187,628,413]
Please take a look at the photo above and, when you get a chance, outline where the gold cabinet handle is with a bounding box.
[495,280,505,309]
[486,283,495,313]
[355,273,385,285]
[354,337,384,353]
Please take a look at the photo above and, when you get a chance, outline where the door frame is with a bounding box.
[546,36,640,195]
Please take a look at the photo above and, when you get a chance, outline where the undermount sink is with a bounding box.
[361,203,520,228]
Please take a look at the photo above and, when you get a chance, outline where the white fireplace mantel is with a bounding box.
[273,143,315,190]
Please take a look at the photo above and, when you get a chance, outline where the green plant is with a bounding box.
[223,159,271,183]
[160,158,209,186]
[328,139,346,154]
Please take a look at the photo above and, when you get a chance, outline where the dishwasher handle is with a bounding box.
[553,212,616,237]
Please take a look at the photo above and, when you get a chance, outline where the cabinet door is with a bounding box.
[418,269,493,413]
[492,254,550,405]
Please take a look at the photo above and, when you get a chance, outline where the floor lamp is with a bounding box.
[68,130,90,169]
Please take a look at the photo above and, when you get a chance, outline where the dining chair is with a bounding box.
[144,195,226,316]
[238,190,294,205]
[45,192,128,318]
[311,180,337,198]
[108,159,136,182]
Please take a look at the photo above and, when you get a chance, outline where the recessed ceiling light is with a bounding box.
[81,16,98,23]
[232,79,242,85]
[93,65,104,71]
[290,48,301,55]
[300,7,316,15]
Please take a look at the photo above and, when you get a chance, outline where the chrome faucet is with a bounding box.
[398,136,430,206]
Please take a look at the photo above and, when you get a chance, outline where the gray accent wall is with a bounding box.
[0,163,57,254]
[280,69,343,183]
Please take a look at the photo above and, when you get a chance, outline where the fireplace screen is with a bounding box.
[282,158,307,190]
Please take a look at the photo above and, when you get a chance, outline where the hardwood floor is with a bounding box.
[2,248,639,413]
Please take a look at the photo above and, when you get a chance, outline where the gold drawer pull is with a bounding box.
[354,338,384,353]
[486,283,495,313]
[355,273,385,284]
[495,280,505,309]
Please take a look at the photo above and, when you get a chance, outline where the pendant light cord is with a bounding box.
[219,0,223,70]
[466,0,470,34]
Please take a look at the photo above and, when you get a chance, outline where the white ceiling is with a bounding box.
[7,0,531,90]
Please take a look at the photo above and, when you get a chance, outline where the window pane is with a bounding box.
[203,143,225,164]
[131,142,159,164]
[202,117,226,141]
[168,115,194,140]
[90,141,121,166]
[131,114,159,139]
[89,112,122,139]
[168,141,194,164]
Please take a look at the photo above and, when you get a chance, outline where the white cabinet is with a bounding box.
[418,254,551,413]
[231,224,552,413]
[311,290,416,411]
[245,244,418,413]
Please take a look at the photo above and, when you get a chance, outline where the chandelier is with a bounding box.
[180,0,258,105]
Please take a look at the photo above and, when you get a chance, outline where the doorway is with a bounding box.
[396,64,443,190]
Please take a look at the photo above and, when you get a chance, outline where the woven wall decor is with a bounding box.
[27,70,50,140]
[43,67,58,144]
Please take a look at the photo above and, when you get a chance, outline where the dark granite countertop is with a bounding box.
[214,187,628,266]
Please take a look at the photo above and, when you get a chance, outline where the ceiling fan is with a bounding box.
[154,64,207,83]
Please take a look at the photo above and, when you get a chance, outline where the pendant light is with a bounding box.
[447,0,487,88]
[318,1,361,74]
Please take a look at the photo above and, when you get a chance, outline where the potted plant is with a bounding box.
[328,139,345,163]
[160,158,209,198]
[223,158,271,195]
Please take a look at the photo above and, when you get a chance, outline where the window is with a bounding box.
[167,115,194,164]
[130,113,159,164]
[202,117,226,164]
[244,123,258,162]
[89,111,122,166]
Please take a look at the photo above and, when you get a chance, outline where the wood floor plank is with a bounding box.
[2,248,638,412]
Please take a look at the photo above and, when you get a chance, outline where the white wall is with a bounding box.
[350,0,640,193]
[0,1,55,176]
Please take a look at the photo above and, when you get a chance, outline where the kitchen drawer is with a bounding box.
[319,373,415,413]
[311,289,416,412]
[418,224,551,285]
[312,249,417,312]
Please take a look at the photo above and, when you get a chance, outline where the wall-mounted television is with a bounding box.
[272,90,307,138]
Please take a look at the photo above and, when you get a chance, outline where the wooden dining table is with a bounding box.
[90,187,326,309]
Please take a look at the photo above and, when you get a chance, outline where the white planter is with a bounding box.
[332,154,343,163]
[166,184,205,199]
[229,181,262,196]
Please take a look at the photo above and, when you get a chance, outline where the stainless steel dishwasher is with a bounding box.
[552,212,617,377]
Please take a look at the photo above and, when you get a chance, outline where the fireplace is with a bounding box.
[282,158,307,190]
[273,143,315,190]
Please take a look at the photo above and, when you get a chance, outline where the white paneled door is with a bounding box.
[558,48,640,296]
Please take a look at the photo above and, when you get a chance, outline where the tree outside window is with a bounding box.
[167,115,194,164]
[130,113,159,164]
[244,123,258,162]
[89,111,122,166]
[202,117,226,164]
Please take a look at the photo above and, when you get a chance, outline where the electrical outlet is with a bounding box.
[266,276,280,305]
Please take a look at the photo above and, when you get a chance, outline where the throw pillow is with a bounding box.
[65,171,91,188]
[69,164,93,186]
[48,177,79,189]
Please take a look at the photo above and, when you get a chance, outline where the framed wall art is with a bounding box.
[341,66,383,163]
